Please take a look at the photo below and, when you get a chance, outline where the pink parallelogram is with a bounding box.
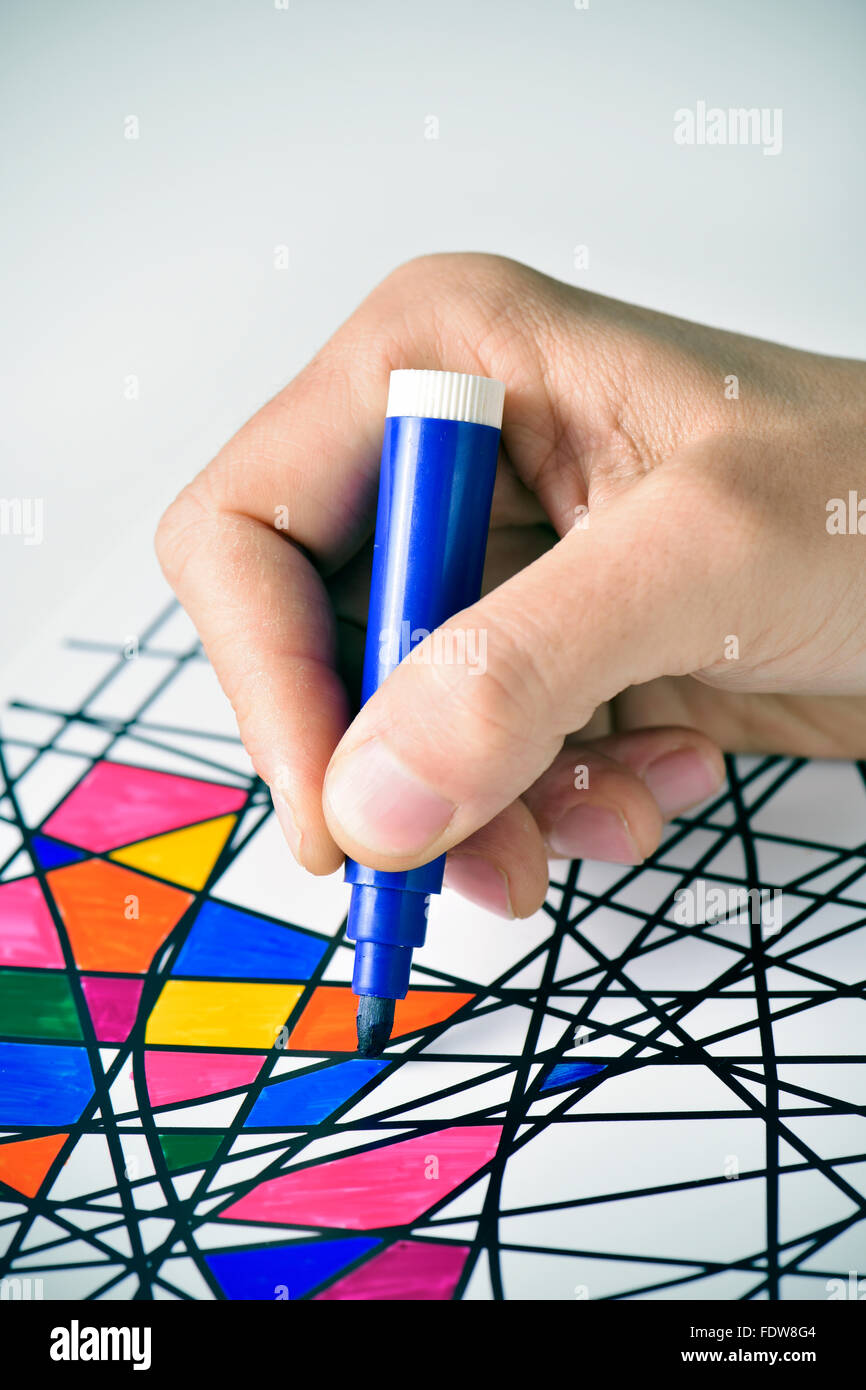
[145,1049,266,1107]
[221,1125,501,1230]
[42,762,247,854]
[81,976,144,1043]
[314,1239,470,1301]
[0,876,63,968]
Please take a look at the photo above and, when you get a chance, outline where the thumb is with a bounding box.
[322,443,753,869]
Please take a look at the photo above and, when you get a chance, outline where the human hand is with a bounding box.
[156,254,866,919]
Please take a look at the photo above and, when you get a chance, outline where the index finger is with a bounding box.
[155,255,541,871]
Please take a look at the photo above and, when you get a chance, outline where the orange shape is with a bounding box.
[288,985,474,1051]
[48,859,193,973]
[0,1132,68,1197]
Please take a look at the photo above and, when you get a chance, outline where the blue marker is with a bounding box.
[346,369,504,1055]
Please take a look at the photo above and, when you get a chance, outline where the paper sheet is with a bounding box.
[1,598,864,1301]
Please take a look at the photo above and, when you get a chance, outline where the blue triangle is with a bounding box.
[541,1061,606,1092]
[172,899,327,980]
[206,1237,379,1300]
[245,1058,389,1127]
[31,835,85,871]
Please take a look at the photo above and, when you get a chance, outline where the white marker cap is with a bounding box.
[386,369,505,429]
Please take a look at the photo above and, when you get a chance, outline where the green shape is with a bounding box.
[158,1132,224,1172]
[0,969,82,1040]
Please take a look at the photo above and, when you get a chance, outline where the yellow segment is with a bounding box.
[145,980,304,1048]
[109,815,237,891]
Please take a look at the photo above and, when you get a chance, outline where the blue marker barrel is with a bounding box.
[345,370,505,1001]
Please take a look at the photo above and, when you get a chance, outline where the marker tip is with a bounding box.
[356,995,395,1057]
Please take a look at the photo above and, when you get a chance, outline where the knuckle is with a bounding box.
[417,621,558,764]
[154,479,215,588]
[454,667,529,757]
[383,251,504,289]
[377,253,530,330]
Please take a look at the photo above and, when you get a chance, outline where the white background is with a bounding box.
[2,0,864,694]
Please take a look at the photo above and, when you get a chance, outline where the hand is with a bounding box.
[156,254,866,919]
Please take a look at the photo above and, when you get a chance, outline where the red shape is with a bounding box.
[221,1125,501,1230]
[0,876,63,968]
[0,1132,68,1197]
[81,975,145,1042]
[288,985,474,1051]
[42,762,246,853]
[314,1239,470,1300]
[145,1049,266,1106]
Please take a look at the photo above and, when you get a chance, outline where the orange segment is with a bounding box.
[288,985,474,1051]
[0,1132,68,1197]
[48,859,193,972]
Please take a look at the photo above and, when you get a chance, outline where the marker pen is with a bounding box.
[345,369,504,1054]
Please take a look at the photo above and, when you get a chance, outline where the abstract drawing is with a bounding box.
[0,602,864,1300]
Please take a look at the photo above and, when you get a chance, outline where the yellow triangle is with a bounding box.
[109,815,237,890]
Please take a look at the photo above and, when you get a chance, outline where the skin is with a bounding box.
[155,253,866,920]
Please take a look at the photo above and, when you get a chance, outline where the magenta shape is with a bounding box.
[145,1049,266,1106]
[314,1239,470,1301]
[81,975,145,1042]
[41,761,247,853]
[221,1125,502,1230]
[0,876,63,968]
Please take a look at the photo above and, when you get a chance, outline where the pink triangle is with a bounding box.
[221,1125,502,1230]
[145,1050,266,1107]
[0,876,63,968]
[81,975,145,1042]
[314,1239,470,1300]
[42,762,247,853]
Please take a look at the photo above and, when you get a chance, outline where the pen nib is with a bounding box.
[356,995,395,1057]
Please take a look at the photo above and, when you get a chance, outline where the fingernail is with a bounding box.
[444,854,513,918]
[548,805,642,864]
[271,790,305,864]
[326,740,455,856]
[642,748,723,817]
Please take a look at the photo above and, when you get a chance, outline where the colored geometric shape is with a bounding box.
[0,1042,92,1126]
[287,986,475,1051]
[541,1061,607,1092]
[145,1049,266,1107]
[145,980,303,1049]
[48,859,193,972]
[0,1132,68,1198]
[172,900,327,981]
[30,836,85,871]
[221,1125,502,1230]
[0,968,82,1040]
[245,1059,389,1127]
[159,1132,224,1172]
[0,876,63,969]
[206,1238,380,1301]
[41,761,247,854]
[80,975,144,1043]
[109,815,237,891]
[314,1238,469,1301]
